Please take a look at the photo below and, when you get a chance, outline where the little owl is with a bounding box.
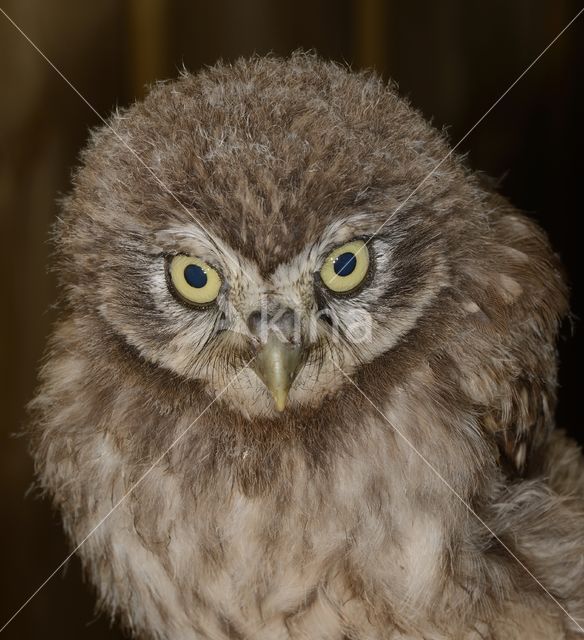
[30,54,584,639]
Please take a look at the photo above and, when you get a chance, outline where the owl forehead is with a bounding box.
[145,120,399,272]
[157,212,371,288]
[159,141,393,273]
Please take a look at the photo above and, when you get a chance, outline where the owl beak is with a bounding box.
[252,333,303,411]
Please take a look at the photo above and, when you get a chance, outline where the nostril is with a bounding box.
[247,310,263,337]
[247,307,300,342]
[273,308,296,339]
[270,307,302,345]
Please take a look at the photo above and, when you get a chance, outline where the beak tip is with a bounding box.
[273,392,289,412]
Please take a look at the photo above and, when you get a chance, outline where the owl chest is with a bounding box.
[164,489,378,637]
[145,470,447,638]
[92,428,450,637]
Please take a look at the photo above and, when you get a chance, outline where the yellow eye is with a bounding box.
[319,240,370,293]
[168,255,222,305]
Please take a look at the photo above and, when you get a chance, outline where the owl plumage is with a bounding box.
[30,54,584,639]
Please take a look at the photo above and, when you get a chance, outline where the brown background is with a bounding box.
[1,1,583,638]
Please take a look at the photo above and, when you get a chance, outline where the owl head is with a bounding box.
[55,53,567,475]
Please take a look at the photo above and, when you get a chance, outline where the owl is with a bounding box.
[30,53,584,639]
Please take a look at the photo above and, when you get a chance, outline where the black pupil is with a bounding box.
[184,264,208,288]
[333,252,357,277]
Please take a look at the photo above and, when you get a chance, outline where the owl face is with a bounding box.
[92,209,446,417]
[57,55,492,420]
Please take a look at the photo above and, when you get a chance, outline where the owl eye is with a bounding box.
[168,255,222,305]
[319,240,370,293]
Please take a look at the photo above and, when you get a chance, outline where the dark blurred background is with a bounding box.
[0,1,582,638]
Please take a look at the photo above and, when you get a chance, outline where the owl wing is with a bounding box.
[463,195,568,476]
[483,376,554,474]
